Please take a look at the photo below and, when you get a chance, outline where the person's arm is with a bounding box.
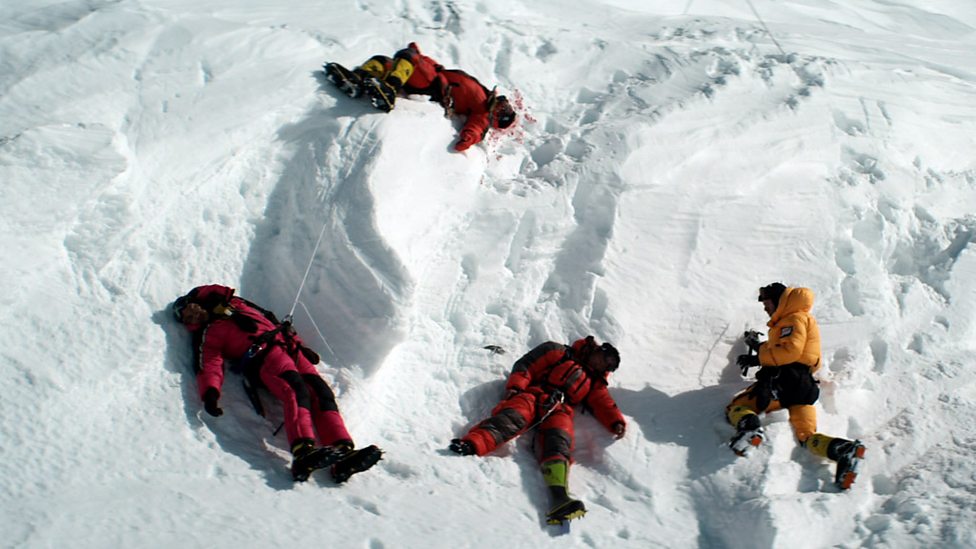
[585,384,626,436]
[454,112,490,152]
[505,342,566,393]
[195,325,226,402]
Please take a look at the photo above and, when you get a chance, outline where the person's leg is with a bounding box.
[459,392,538,456]
[358,55,402,112]
[727,387,781,455]
[787,404,818,445]
[727,387,757,426]
[260,348,342,480]
[295,354,353,448]
[304,374,353,448]
[259,348,316,448]
[793,406,866,489]
[358,55,393,79]
[385,57,414,91]
[538,406,585,523]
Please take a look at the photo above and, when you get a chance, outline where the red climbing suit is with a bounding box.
[460,338,626,463]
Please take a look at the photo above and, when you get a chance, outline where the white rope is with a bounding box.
[285,117,383,365]
[297,299,341,365]
[288,216,330,318]
[284,214,347,368]
[745,0,787,56]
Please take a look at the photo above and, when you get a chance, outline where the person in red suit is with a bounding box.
[173,284,381,483]
[324,42,516,151]
[450,336,626,525]
[430,68,516,151]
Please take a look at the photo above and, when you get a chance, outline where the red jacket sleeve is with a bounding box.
[585,383,625,432]
[505,342,567,393]
[455,113,490,151]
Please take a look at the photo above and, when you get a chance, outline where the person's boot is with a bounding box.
[290,439,341,482]
[364,76,401,112]
[729,413,765,457]
[323,63,364,98]
[449,438,476,456]
[542,460,586,525]
[827,438,867,490]
[330,444,383,484]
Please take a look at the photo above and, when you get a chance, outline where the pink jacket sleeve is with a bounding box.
[195,324,226,399]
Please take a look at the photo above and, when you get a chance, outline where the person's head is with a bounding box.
[490,95,517,129]
[587,342,621,374]
[757,282,787,316]
[173,296,208,326]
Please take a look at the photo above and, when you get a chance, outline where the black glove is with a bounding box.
[744,331,763,353]
[202,388,223,417]
[736,353,760,376]
[611,422,626,439]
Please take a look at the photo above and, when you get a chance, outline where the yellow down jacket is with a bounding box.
[758,286,821,373]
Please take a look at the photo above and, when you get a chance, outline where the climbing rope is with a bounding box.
[745,0,787,56]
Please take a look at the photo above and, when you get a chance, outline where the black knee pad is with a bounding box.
[539,428,572,462]
[302,373,338,412]
[279,370,312,410]
[481,407,529,445]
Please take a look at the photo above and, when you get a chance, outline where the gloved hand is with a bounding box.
[744,330,763,353]
[611,422,626,439]
[736,353,760,376]
[454,136,475,152]
[202,388,223,417]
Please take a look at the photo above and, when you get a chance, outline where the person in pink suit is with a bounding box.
[173,284,381,483]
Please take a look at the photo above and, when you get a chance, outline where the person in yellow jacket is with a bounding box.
[728,282,866,490]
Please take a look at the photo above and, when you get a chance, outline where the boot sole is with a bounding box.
[323,64,362,98]
[332,445,383,484]
[838,444,867,490]
[546,500,586,525]
[364,82,395,112]
[291,447,343,482]
[731,433,764,457]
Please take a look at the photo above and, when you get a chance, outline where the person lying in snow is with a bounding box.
[729,282,867,490]
[449,336,626,525]
[324,42,517,152]
[173,284,382,483]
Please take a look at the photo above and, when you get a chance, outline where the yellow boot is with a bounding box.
[542,460,586,525]
[804,433,867,490]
